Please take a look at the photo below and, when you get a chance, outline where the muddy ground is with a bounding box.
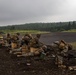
[0,32,76,75]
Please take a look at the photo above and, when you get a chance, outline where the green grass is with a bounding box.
[0,30,50,34]
[63,29,76,32]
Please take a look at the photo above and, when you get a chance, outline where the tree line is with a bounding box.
[0,21,76,32]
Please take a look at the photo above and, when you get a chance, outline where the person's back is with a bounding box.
[6,33,12,44]
[21,34,32,46]
[30,34,42,48]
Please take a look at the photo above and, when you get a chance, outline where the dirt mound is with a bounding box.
[0,32,76,75]
[0,46,76,75]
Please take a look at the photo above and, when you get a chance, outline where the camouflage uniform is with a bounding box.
[65,50,76,70]
[11,34,20,49]
[14,34,32,55]
[54,40,72,69]
[30,34,43,48]
[6,33,11,44]
[9,34,21,54]
[21,34,32,46]
[0,35,4,46]
[15,33,20,41]
[29,34,46,57]
[16,34,46,57]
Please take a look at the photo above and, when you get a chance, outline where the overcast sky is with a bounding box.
[0,0,76,26]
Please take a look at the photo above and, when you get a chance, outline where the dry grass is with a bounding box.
[70,42,76,49]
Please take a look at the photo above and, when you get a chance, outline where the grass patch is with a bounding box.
[70,42,76,49]
[0,30,50,34]
[63,29,76,32]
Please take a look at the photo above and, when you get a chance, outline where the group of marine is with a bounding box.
[0,33,76,70]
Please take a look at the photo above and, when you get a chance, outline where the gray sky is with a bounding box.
[0,0,76,26]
